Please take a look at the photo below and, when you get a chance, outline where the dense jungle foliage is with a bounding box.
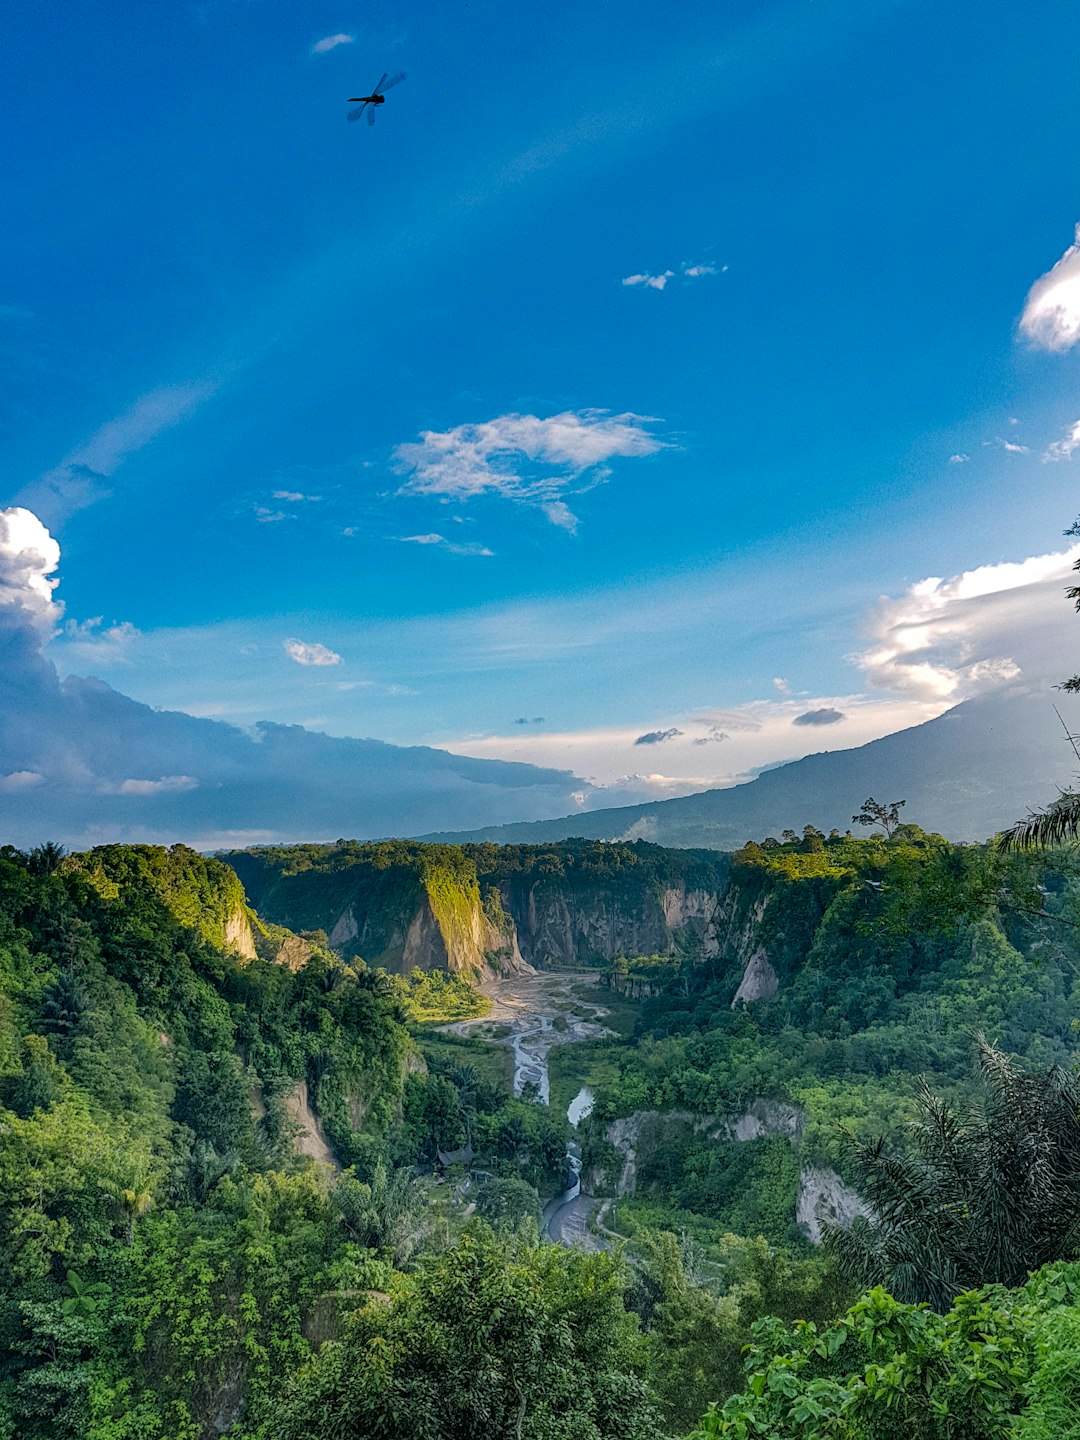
[3,830,1080,1438]
[579,825,1080,1239]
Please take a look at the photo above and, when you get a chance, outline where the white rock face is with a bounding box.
[224,908,257,961]
[731,947,779,1006]
[329,907,359,946]
[285,1080,338,1169]
[796,1166,868,1243]
[597,1101,805,1197]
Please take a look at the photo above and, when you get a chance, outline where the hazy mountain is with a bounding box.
[0,611,595,850]
[420,688,1079,848]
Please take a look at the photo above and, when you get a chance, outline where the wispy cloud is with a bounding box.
[1019,224,1080,352]
[311,33,354,54]
[60,617,141,662]
[0,771,45,792]
[948,453,969,465]
[20,381,216,521]
[399,533,494,557]
[272,490,321,502]
[116,775,198,796]
[393,409,665,530]
[283,638,343,667]
[623,270,675,290]
[1044,419,1080,462]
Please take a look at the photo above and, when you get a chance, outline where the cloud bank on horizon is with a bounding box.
[0,506,595,850]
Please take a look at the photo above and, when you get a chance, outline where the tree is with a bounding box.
[473,1177,541,1229]
[852,797,906,838]
[271,1228,660,1440]
[828,1039,1080,1310]
[26,842,66,877]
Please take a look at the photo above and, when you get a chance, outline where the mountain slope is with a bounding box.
[422,689,1078,847]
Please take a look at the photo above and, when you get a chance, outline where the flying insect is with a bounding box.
[347,72,406,125]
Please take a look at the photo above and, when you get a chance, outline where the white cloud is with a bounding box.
[399,533,494,557]
[393,410,664,527]
[1001,439,1029,454]
[60,617,141,661]
[1044,419,1080,462]
[623,261,722,289]
[0,771,45,792]
[772,676,790,694]
[540,501,578,534]
[272,490,321,503]
[117,775,198,796]
[1019,224,1080,352]
[0,507,61,626]
[283,638,343,667]
[949,453,969,464]
[857,546,1080,700]
[311,33,354,54]
[622,270,675,290]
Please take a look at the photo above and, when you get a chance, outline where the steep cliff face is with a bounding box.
[226,843,527,978]
[225,840,732,976]
[482,845,732,970]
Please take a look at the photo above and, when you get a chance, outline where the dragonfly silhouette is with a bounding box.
[347,72,406,125]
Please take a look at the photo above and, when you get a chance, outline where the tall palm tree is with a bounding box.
[828,1039,1080,1310]
[999,517,1080,850]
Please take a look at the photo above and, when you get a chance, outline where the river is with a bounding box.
[446,971,609,1245]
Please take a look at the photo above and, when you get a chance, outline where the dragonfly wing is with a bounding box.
[371,71,389,95]
[367,103,377,126]
[347,101,369,122]
[381,71,406,91]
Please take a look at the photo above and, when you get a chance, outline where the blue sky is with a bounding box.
[4,0,1080,811]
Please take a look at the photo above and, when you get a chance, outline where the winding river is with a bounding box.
[447,971,610,1244]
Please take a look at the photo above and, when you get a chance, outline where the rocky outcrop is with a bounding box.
[285,1080,338,1169]
[796,1166,868,1243]
[499,875,728,971]
[224,907,257,962]
[606,971,667,999]
[731,947,779,1006]
[593,1101,805,1197]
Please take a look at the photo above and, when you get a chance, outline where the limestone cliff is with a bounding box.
[226,842,528,978]
[586,1102,864,1245]
[225,840,732,977]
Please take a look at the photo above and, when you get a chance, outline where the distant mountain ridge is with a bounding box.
[421,689,1079,848]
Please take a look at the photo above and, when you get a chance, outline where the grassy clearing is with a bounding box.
[549,1038,626,1119]
[413,1027,514,1092]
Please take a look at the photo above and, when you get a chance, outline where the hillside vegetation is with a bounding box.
[3,831,1080,1438]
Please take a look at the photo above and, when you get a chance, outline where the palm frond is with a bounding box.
[997,790,1080,851]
